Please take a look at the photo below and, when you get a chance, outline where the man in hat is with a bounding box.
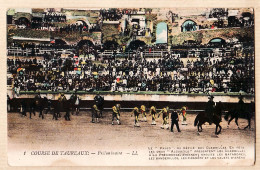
[132,107,140,127]
[171,110,181,132]
[92,105,99,123]
[150,106,157,125]
[205,95,215,124]
[140,105,147,122]
[158,106,170,129]
[112,105,121,125]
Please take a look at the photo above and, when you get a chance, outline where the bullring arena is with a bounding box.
[7,7,255,166]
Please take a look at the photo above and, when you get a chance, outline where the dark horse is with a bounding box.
[194,112,222,135]
[224,107,253,130]
[19,96,49,119]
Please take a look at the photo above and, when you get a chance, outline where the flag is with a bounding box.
[50,40,55,44]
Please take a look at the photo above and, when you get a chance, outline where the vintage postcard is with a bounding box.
[6,7,255,166]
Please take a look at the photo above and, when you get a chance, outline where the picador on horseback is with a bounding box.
[205,95,215,124]
[194,95,222,135]
[224,94,253,130]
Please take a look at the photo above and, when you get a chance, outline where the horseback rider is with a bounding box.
[94,93,104,118]
[238,94,245,116]
[132,107,140,127]
[150,106,157,125]
[140,105,147,122]
[158,106,170,129]
[112,105,121,125]
[205,95,215,124]
[92,105,100,123]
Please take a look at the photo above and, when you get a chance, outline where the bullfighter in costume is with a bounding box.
[150,106,157,125]
[140,105,147,122]
[92,105,99,123]
[180,106,188,125]
[132,107,141,127]
[158,106,170,129]
[112,105,121,125]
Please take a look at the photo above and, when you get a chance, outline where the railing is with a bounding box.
[7,47,239,58]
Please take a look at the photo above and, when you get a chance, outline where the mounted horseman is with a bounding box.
[194,95,222,135]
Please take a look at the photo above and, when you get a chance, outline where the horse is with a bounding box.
[194,112,222,135]
[16,97,48,119]
[224,108,253,130]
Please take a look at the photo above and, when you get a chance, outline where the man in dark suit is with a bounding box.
[170,110,181,133]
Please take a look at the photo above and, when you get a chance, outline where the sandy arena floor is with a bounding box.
[8,111,255,151]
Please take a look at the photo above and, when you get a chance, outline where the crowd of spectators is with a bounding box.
[43,12,67,22]
[7,44,254,95]
[99,9,123,21]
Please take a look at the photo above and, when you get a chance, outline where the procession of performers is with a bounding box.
[15,92,253,134]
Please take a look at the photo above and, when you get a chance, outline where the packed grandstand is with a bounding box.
[7,8,254,96]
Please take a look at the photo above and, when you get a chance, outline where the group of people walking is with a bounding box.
[17,92,252,133]
[18,92,189,132]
